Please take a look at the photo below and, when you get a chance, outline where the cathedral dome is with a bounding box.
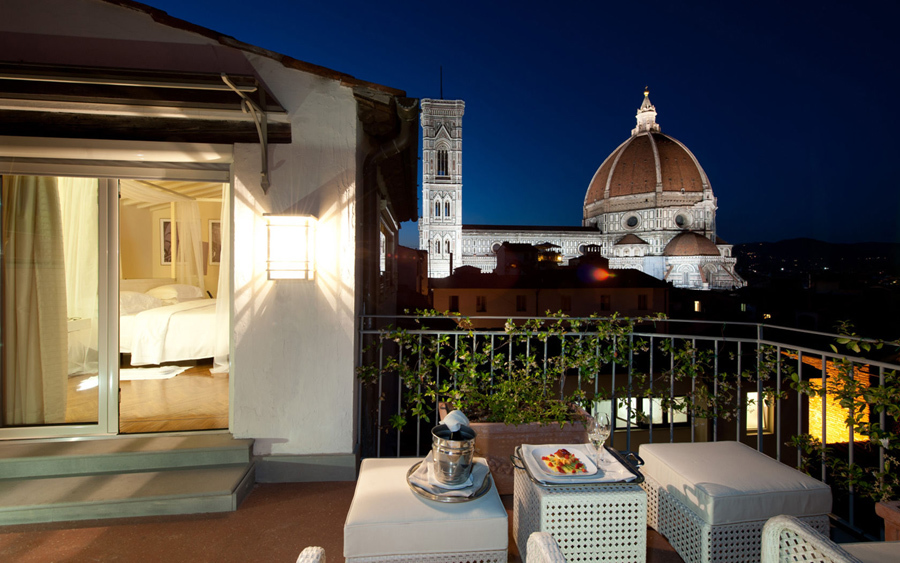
[664,231,720,256]
[583,90,711,211]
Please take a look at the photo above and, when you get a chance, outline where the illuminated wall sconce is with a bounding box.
[265,213,316,280]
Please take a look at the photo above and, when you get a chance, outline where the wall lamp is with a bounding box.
[265,214,316,280]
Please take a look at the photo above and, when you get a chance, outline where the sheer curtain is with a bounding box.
[211,184,230,373]
[173,201,206,296]
[1,176,68,426]
[58,178,99,376]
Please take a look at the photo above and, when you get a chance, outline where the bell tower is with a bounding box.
[419,98,465,277]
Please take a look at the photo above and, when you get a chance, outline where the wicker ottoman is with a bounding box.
[343,457,508,563]
[639,441,832,563]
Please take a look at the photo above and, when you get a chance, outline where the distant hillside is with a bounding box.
[734,238,900,287]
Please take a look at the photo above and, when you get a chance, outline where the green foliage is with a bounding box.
[788,322,900,503]
[356,311,662,430]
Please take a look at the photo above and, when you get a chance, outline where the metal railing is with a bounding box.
[357,314,898,537]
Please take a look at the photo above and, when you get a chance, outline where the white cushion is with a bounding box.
[844,541,900,563]
[639,441,832,525]
[119,291,163,315]
[343,457,508,558]
[146,284,204,304]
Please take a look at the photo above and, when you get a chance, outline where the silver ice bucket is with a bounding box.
[431,423,476,486]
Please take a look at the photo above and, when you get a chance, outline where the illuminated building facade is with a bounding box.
[419,91,746,290]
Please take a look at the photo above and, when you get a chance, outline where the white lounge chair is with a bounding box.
[762,514,900,563]
[296,546,325,563]
[525,532,567,563]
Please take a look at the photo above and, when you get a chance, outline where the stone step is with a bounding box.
[0,462,256,526]
[0,434,253,480]
[0,434,256,526]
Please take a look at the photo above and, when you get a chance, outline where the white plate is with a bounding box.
[530,445,599,477]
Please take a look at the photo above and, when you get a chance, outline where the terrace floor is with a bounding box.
[0,481,685,562]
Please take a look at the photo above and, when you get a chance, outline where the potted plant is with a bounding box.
[357,311,649,494]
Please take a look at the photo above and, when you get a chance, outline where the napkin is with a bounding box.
[440,410,469,432]
[408,451,490,497]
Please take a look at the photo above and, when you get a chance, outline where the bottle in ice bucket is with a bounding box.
[431,410,476,486]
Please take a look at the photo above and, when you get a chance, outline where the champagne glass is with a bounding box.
[587,413,611,464]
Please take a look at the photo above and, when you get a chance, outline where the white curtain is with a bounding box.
[58,178,99,376]
[211,184,230,374]
[2,176,68,426]
[173,201,206,296]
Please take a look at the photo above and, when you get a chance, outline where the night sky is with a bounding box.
[142,0,900,247]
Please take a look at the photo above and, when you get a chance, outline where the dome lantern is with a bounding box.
[632,87,661,136]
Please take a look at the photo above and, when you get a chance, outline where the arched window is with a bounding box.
[444,200,451,217]
[437,150,448,176]
[434,239,441,255]
[445,239,451,254]
[434,199,440,217]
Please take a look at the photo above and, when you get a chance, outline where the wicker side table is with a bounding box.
[513,466,647,563]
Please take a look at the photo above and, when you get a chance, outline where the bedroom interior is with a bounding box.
[1,175,229,434]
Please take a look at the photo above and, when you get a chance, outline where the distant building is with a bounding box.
[430,246,669,328]
[419,91,746,290]
[396,245,430,312]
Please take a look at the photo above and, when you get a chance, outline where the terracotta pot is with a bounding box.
[439,404,588,495]
[876,500,900,541]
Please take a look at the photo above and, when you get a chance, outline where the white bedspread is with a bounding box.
[125,299,217,365]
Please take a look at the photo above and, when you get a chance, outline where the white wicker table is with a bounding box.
[513,448,647,563]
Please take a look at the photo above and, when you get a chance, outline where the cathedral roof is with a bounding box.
[583,90,711,206]
[664,231,721,256]
[615,234,649,245]
[463,224,595,233]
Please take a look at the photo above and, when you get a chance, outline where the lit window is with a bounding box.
[600,397,690,427]
[746,392,773,433]
[476,296,487,313]
[694,300,701,313]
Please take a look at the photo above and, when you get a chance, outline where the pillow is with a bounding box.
[145,284,205,303]
[120,291,163,315]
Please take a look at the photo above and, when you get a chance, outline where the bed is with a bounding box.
[120,279,217,366]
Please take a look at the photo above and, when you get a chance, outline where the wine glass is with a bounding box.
[587,413,611,464]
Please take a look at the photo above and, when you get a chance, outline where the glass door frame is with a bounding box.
[0,176,119,439]
[0,140,232,441]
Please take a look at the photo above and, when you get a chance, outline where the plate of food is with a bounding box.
[530,445,599,477]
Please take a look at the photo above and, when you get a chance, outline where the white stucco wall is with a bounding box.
[1,0,364,455]
[231,56,359,457]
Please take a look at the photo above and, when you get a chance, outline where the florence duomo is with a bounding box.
[419,89,746,291]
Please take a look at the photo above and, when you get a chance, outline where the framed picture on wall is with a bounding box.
[160,218,172,265]
[209,220,221,265]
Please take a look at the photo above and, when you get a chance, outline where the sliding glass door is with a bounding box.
[0,175,118,438]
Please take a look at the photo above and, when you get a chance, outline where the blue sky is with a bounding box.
[143,0,900,247]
